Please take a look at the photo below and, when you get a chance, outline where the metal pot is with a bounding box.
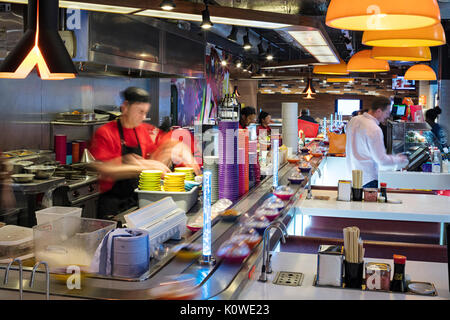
[12,161,34,174]
[24,165,56,179]
[11,173,35,183]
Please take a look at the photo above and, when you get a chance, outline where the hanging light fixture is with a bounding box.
[0,0,76,80]
[266,45,274,61]
[371,46,432,61]
[243,28,252,50]
[227,26,238,41]
[302,78,316,95]
[326,0,441,31]
[201,0,213,30]
[257,36,265,56]
[235,60,242,69]
[313,59,349,75]
[159,0,176,11]
[404,64,437,80]
[362,23,446,47]
[347,50,390,72]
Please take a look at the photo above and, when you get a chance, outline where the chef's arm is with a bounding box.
[368,129,408,167]
[89,155,171,181]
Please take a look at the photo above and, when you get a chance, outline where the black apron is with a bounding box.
[97,120,142,219]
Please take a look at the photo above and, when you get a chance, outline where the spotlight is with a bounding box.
[227,26,238,41]
[201,1,213,30]
[243,28,252,50]
[236,60,242,68]
[159,0,176,11]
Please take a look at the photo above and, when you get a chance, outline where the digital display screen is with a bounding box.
[335,99,362,116]
[392,76,415,90]
[395,105,406,116]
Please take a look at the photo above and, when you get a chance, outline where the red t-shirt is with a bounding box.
[256,125,271,136]
[89,121,162,193]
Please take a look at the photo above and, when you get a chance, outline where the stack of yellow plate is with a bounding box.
[163,172,186,192]
[174,167,195,181]
[138,170,162,191]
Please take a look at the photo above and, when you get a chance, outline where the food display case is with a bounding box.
[386,120,432,154]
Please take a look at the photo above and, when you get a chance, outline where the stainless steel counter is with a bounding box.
[0,155,324,300]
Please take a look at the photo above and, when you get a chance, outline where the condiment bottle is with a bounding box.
[390,254,407,292]
[379,182,387,203]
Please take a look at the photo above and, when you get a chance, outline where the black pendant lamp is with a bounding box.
[0,0,76,80]
[243,29,252,50]
[227,26,238,41]
[302,78,316,95]
[201,0,213,30]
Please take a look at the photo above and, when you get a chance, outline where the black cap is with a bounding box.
[120,87,150,104]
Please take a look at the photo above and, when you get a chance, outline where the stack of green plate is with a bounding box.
[163,172,186,192]
[174,167,195,181]
[138,170,162,191]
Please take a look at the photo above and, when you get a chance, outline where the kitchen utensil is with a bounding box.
[12,161,34,174]
[11,174,35,183]
[24,165,56,179]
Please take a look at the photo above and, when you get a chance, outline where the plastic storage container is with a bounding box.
[33,216,117,272]
[35,206,82,225]
[135,186,199,213]
[0,225,34,263]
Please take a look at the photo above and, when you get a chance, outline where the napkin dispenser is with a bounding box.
[124,197,187,256]
[338,180,352,201]
[316,245,344,287]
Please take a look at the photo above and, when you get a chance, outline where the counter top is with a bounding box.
[296,189,450,223]
[237,251,450,300]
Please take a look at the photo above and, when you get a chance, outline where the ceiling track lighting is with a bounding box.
[201,0,213,30]
[243,28,252,50]
[227,26,238,41]
[266,45,274,61]
[0,0,76,80]
[159,0,176,11]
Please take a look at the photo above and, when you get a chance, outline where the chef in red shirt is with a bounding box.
[239,106,256,129]
[89,87,199,219]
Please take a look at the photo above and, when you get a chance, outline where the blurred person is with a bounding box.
[346,97,408,188]
[256,111,272,136]
[425,107,448,152]
[298,108,317,123]
[90,87,199,218]
[239,106,256,129]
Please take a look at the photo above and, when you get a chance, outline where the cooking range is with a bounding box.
[52,164,100,219]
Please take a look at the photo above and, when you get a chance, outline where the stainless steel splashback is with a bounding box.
[76,11,205,79]
[0,4,24,60]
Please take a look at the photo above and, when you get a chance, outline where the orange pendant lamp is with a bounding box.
[0,0,76,80]
[362,23,446,47]
[371,46,432,61]
[313,59,349,75]
[347,50,390,72]
[404,64,437,80]
[326,0,441,31]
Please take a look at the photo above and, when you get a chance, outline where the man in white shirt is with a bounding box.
[346,97,408,188]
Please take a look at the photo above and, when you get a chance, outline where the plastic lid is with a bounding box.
[380,183,387,187]
[393,254,406,264]
[0,225,33,245]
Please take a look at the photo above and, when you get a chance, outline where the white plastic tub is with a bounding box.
[35,206,82,226]
[0,225,34,263]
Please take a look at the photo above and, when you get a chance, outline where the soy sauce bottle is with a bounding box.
[390,254,407,292]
